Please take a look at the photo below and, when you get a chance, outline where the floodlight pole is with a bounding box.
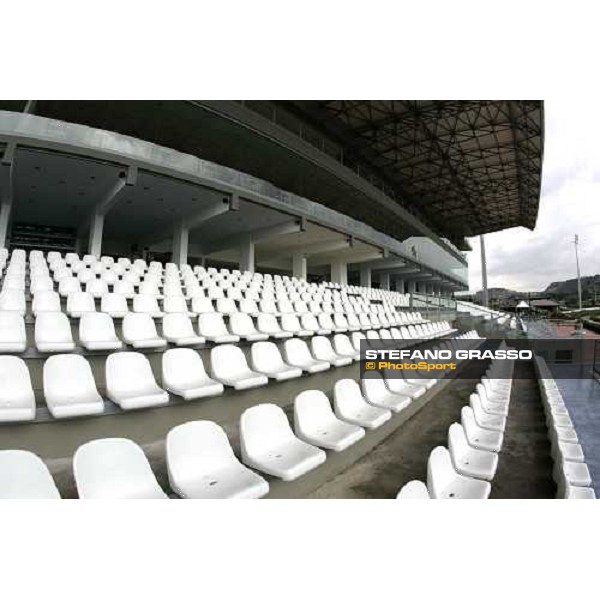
[480,234,489,307]
[574,234,583,312]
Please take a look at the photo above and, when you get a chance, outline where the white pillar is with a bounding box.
[379,272,390,291]
[88,212,104,258]
[330,260,348,286]
[0,202,11,249]
[395,278,405,293]
[407,280,417,294]
[0,162,13,249]
[239,237,255,273]
[172,224,189,266]
[360,265,372,288]
[480,234,489,307]
[292,252,307,280]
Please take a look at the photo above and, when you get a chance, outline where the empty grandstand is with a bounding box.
[2,100,581,501]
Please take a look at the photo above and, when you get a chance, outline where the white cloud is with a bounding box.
[467,100,600,292]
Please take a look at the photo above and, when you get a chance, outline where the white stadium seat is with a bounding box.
[448,423,498,481]
[256,313,292,338]
[333,378,391,429]
[164,295,193,315]
[0,289,26,314]
[361,373,411,413]
[332,333,360,361]
[0,356,36,422]
[105,352,169,410]
[34,312,76,352]
[162,348,223,400]
[43,354,105,418]
[427,446,491,499]
[198,313,239,344]
[32,290,61,316]
[101,293,129,318]
[210,345,268,390]
[385,373,427,399]
[251,341,302,381]
[294,390,365,451]
[0,311,27,353]
[311,336,352,367]
[162,313,204,346]
[229,313,269,341]
[461,407,504,453]
[240,403,326,481]
[166,421,269,499]
[122,313,167,349]
[86,278,109,298]
[74,438,168,499]
[284,338,330,373]
[396,480,430,499]
[66,291,96,317]
[0,450,60,499]
[133,294,164,317]
[79,313,123,351]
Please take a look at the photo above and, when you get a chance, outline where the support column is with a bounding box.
[360,265,372,288]
[379,272,390,291]
[172,224,189,266]
[407,280,417,294]
[0,147,15,249]
[88,212,104,257]
[292,252,307,280]
[394,278,405,293]
[330,260,348,286]
[480,234,489,307]
[0,199,12,249]
[239,237,255,274]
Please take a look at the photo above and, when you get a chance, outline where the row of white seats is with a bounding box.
[533,356,595,499]
[1,249,411,309]
[0,327,477,422]
[0,307,453,353]
[397,350,514,499]
[0,284,415,328]
[0,337,463,497]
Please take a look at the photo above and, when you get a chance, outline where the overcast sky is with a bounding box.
[467,100,600,292]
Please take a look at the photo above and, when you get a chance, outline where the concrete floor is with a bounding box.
[308,359,557,499]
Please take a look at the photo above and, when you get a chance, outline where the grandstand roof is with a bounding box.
[282,100,544,242]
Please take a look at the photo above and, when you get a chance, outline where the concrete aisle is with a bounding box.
[308,363,488,499]
[309,359,557,499]
[490,360,556,499]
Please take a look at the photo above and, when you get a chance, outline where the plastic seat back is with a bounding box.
[284,338,312,363]
[32,290,61,314]
[167,421,236,479]
[74,438,165,499]
[295,390,334,430]
[0,450,60,499]
[311,336,335,360]
[211,344,249,379]
[229,313,256,335]
[106,352,158,395]
[36,312,73,343]
[0,311,26,345]
[44,354,99,401]
[427,446,455,498]
[123,312,159,339]
[80,312,118,342]
[199,313,229,336]
[241,404,296,456]
[251,341,285,371]
[163,313,195,338]
[448,423,470,461]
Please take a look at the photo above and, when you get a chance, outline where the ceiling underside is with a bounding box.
[282,100,544,240]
